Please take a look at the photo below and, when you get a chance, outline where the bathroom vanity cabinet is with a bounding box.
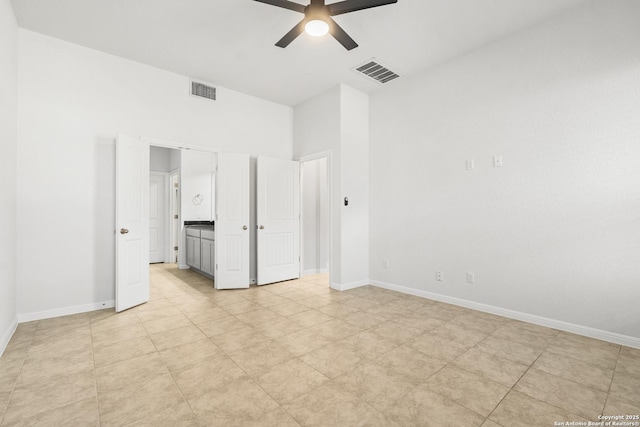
[185,226,214,277]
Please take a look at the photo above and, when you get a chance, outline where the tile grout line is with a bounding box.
[0,323,37,427]
[404,318,503,425]
[155,335,204,424]
[481,328,555,426]
[155,270,305,425]
[138,287,203,426]
[601,344,623,417]
[88,315,102,426]
[485,329,618,424]
[7,264,635,426]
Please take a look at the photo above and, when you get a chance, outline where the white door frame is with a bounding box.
[297,150,333,287]
[169,169,180,263]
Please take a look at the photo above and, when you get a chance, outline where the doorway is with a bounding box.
[149,146,181,264]
[148,145,217,289]
[117,135,327,312]
[300,154,331,284]
[117,135,254,311]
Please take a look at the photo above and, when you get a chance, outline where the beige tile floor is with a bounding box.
[1,263,639,426]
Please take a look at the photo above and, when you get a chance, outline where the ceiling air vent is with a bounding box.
[353,59,400,84]
[190,80,217,101]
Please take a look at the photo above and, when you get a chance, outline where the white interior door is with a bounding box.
[215,153,250,289]
[116,134,150,311]
[149,172,167,263]
[257,156,300,285]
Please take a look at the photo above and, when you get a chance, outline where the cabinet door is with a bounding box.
[186,236,201,269]
[186,236,193,267]
[201,239,215,276]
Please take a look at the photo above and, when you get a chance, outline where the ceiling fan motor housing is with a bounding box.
[305,2,329,23]
[254,0,398,50]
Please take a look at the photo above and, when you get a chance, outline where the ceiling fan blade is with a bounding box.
[253,0,305,14]
[328,0,397,16]
[328,17,358,51]
[275,19,307,48]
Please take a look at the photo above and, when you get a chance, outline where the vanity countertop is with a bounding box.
[185,222,214,240]
[184,220,214,230]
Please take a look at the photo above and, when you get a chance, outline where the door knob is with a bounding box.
[120,228,129,234]
[242,225,248,230]
[259,225,264,230]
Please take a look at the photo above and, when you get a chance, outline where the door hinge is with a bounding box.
[174,246,178,251]
[174,214,179,219]
[174,183,179,188]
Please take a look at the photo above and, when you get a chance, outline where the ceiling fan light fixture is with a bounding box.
[305,19,329,37]
[255,0,398,50]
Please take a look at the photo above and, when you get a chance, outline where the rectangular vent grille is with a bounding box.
[354,60,400,84]
[191,80,216,101]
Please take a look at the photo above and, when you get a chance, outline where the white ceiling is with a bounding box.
[10,0,587,106]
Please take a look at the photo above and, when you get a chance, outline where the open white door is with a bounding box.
[215,153,250,289]
[257,156,300,285]
[115,134,150,311]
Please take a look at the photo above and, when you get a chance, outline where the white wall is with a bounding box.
[169,148,180,172]
[16,29,292,318]
[294,86,342,284]
[181,150,215,222]
[294,84,370,288]
[0,0,18,354]
[340,86,370,286]
[150,146,171,172]
[369,0,640,342]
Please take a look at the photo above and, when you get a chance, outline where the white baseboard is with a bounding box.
[331,279,369,292]
[370,279,640,350]
[0,317,18,357]
[302,268,330,277]
[178,264,190,270]
[17,300,115,323]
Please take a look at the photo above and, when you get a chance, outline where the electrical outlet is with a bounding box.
[466,160,474,171]
[467,272,475,284]
[383,260,389,269]
[436,271,443,281]
[493,155,503,167]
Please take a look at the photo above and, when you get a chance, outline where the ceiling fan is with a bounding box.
[253,0,398,51]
